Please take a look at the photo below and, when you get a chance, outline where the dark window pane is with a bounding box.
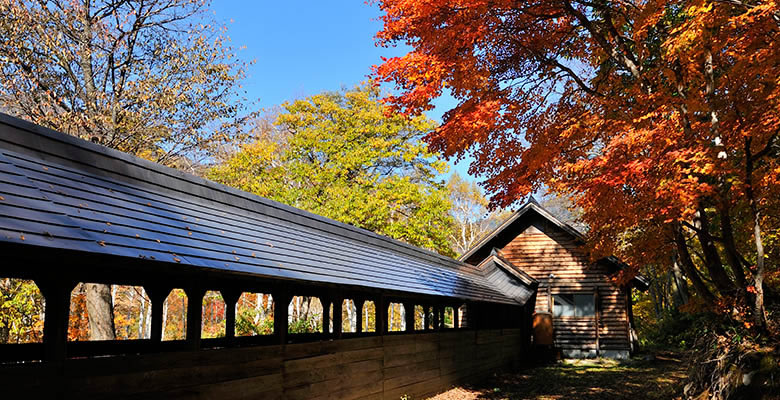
[574,294,595,317]
[553,295,574,317]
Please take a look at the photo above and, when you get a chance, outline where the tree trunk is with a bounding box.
[717,202,749,291]
[693,205,735,295]
[673,224,717,304]
[85,283,116,340]
[745,137,768,330]
[670,257,690,307]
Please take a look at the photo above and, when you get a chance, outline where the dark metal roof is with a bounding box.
[474,249,538,305]
[0,113,526,305]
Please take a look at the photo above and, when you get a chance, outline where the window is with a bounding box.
[68,283,151,341]
[235,292,274,336]
[553,294,595,317]
[387,302,406,332]
[362,301,376,332]
[443,307,455,328]
[426,306,435,330]
[163,289,187,341]
[0,278,44,343]
[288,296,323,333]
[328,303,334,333]
[342,299,357,333]
[458,304,468,328]
[201,291,226,338]
[414,305,425,331]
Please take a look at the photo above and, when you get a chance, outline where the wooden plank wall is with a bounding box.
[499,222,631,354]
[1,329,524,400]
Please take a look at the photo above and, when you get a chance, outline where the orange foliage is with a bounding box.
[374,0,780,284]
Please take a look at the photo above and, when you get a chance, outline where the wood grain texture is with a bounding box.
[0,329,526,400]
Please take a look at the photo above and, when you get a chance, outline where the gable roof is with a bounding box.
[0,113,526,305]
[474,248,538,305]
[459,199,585,264]
[459,199,648,290]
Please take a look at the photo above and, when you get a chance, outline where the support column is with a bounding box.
[404,301,414,332]
[322,296,332,336]
[356,299,364,334]
[223,290,241,344]
[453,304,459,329]
[377,296,386,334]
[145,286,169,345]
[333,295,343,339]
[275,290,290,345]
[433,305,441,331]
[38,279,75,362]
[185,287,205,350]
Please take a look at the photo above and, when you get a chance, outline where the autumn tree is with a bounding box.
[209,84,455,256]
[447,172,509,255]
[374,0,779,329]
[0,0,250,339]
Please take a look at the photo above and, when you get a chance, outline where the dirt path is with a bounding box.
[429,353,687,400]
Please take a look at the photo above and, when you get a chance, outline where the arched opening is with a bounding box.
[362,301,376,333]
[0,278,44,343]
[162,289,187,341]
[342,299,357,333]
[201,290,225,338]
[235,292,274,336]
[444,306,455,328]
[458,304,468,328]
[288,296,323,333]
[414,305,424,331]
[68,283,151,341]
[387,302,406,332]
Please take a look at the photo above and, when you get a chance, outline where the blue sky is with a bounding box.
[209,2,473,180]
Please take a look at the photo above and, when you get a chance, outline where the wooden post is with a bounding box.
[377,296,386,334]
[322,296,332,336]
[223,290,240,343]
[185,287,205,350]
[144,285,169,345]
[38,278,74,362]
[333,295,343,338]
[275,290,290,345]
[433,305,441,331]
[424,304,431,331]
[404,301,414,332]
[453,304,459,329]
[356,299,364,334]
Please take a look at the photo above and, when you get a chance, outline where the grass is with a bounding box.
[428,352,687,400]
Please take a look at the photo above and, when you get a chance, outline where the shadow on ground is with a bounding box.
[429,352,687,400]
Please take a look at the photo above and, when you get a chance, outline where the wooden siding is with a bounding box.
[499,222,631,354]
[0,329,524,400]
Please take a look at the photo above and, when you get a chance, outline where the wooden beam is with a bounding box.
[356,299,364,334]
[275,290,290,345]
[144,285,169,345]
[38,278,75,362]
[222,290,241,343]
[185,287,205,350]
[377,296,386,334]
[404,301,414,332]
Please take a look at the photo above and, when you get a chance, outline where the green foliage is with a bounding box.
[288,316,322,334]
[208,84,454,256]
[236,310,274,336]
[0,279,44,344]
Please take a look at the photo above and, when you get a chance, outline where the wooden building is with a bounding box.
[461,200,647,359]
[0,113,537,399]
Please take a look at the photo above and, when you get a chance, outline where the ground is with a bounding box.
[428,352,687,400]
